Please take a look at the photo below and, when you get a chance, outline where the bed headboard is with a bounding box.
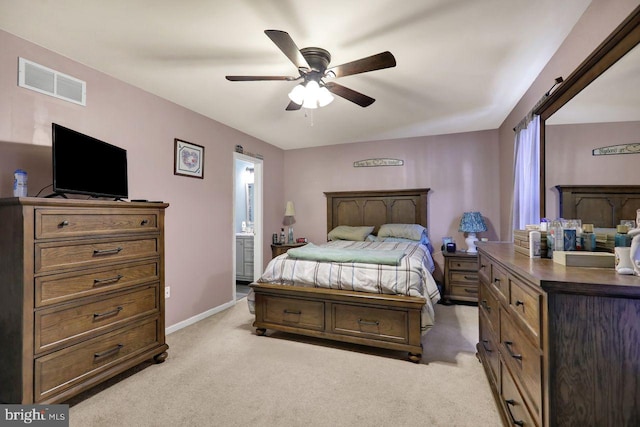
[324,188,430,235]
[555,185,640,228]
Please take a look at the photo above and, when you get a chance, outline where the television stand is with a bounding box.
[44,193,68,198]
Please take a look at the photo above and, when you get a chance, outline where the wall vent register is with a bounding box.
[18,57,86,106]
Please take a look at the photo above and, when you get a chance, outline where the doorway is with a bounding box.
[233,153,263,302]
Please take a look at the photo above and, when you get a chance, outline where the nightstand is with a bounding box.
[442,251,479,304]
[271,242,306,259]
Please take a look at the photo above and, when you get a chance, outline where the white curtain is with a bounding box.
[512,115,540,231]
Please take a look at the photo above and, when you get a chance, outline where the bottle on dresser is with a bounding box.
[582,224,597,251]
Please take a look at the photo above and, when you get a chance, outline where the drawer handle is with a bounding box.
[464,288,478,294]
[93,274,124,286]
[358,319,379,326]
[505,399,525,426]
[141,219,149,225]
[94,343,124,360]
[93,306,123,319]
[493,278,501,283]
[515,300,524,307]
[463,275,478,281]
[480,264,487,270]
[504,341,523,360]
[481,339,492,353]
[481,300,491,312]
[58,220,70,227]
[283,309,301,315]
[93,247,123,256]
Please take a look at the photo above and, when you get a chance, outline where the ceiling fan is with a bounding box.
[225,30,396,110]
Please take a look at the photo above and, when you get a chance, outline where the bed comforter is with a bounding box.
[248,240,441,334]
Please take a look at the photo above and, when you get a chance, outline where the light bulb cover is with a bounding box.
[288,84,305,105]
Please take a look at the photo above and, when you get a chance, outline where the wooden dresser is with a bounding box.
[442,251,478,304]
[0,197,169,404]
[477,242,640,426]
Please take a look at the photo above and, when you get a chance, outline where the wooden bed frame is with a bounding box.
[555,185,640,227]
[251,188,431,362]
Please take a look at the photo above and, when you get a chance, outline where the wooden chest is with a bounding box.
[0,198,169,404]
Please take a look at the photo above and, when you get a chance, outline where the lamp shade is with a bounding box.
[459,212,487,233]
[284,201,296,217]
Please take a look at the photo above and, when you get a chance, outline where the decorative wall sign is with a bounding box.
[592,143,640,156]
[353,158,404,167]
[174,138,204,178]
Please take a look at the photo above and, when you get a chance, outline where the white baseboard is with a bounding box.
[165,299,236,335]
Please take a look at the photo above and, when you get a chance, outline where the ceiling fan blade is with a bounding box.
[285,101,302,111]
[324,82,375,107]
[326,51,396,78]
[226,75,297,81]
[264,30,310,70]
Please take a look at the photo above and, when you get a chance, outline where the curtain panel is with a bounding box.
[512,115,540,232]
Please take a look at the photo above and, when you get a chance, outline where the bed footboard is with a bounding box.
[251,283,425,362]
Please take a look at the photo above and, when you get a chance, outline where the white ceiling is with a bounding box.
[0,0,593,150]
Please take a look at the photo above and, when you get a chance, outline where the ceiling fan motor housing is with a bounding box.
[300,47,331,73]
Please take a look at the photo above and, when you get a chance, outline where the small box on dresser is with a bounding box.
[0,197,169,404]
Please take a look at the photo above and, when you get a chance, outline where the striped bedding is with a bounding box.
[249,240,441,334]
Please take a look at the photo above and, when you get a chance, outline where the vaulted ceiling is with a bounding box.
[0,0,593,149]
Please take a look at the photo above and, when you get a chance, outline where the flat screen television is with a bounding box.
[52,123,128,199]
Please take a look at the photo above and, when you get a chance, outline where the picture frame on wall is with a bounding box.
[174,138,204,179]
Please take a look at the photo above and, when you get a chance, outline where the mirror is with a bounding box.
[536,6,640,219]
[246,183,254,225]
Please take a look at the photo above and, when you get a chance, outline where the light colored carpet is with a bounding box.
[68,301,502,426]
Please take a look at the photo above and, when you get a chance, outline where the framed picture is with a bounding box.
[174,138,204,179]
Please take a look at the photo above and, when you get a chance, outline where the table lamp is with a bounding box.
[283,201,296,243]
[459,211,487,253]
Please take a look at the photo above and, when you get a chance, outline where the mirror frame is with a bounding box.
[534,5,640,218]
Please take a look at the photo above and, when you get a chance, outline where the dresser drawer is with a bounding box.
[35,285,159,353]
[501,362,537,427]
[479,281,500,332]
[35,236,159,273]
[500,313,542,422]
[478,253,490,284]
[447,258,478,271]
[332,304,409,343]
[35,209,160,239]
[260,295,324,330]
[479,311,500,386]
[34,318,160,402]
[448,283,479,299]
[449,271,478,284]
[35,261,159,307]
[491,263,509,303]
[509,276,542,346]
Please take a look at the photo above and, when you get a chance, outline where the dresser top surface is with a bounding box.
[0,197,169,209]
[478,242,640,297]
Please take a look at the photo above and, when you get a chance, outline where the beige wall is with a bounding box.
[545,121,640,219]
[497,0,640,239]
[282,130,500,280]
[0,29,285,328]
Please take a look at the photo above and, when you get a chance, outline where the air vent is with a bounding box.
[18,57,86,106]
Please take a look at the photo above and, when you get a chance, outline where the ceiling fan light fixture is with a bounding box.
[288,84,305,105]
[318,86,334,107]
[302,80,321,109]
